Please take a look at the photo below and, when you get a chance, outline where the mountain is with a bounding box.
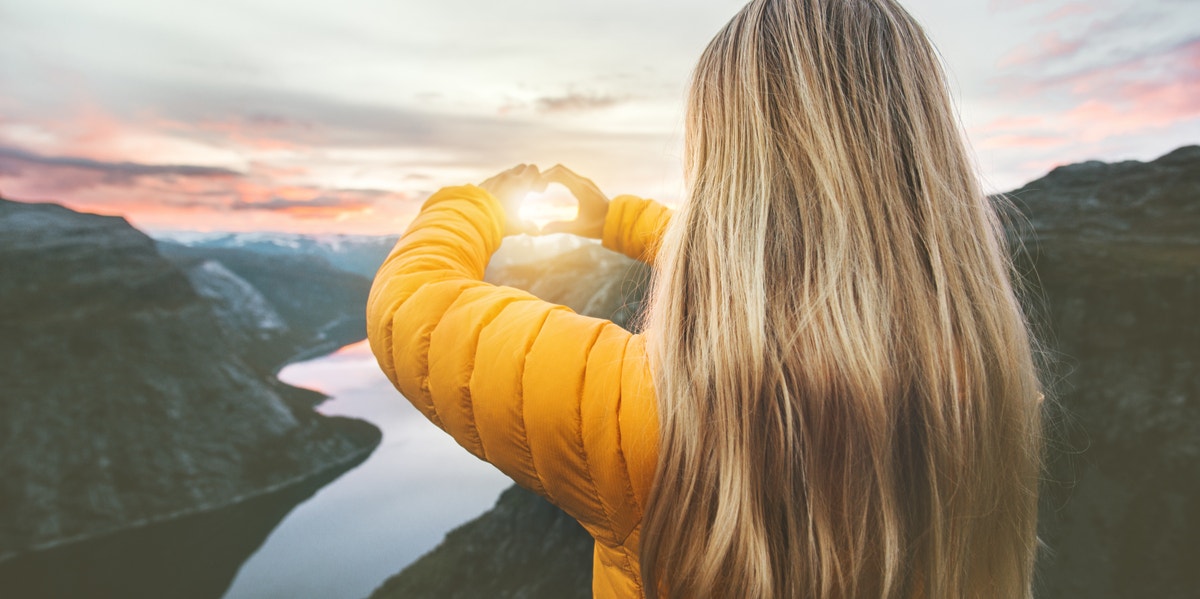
[151,230,401,278]
[0,198,381,597]
[153,228,600,280]
[1001,144,1199,243]
[373,144,1200,599]
[483,240,652,331]
[156,242,371,370]
[369,486,595,599]
[1001,145,1199,599]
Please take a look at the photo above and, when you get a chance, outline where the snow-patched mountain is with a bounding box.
[152,229,597,279]
[151,231,401,278]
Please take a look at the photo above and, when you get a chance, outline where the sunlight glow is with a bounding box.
[518,185,580,230]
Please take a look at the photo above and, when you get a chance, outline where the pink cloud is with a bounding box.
[979,134,1070,150]
[1062,76,1200,141]
[155,114,312,152]
[0,146,417,234]
[975,33,1199,184]
[969,116,1047,141]
[999,31,1087,67]
[995,34,1199,108]
[1044,2,1096,21]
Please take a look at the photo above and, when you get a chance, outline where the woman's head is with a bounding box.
[638,0,1046,597]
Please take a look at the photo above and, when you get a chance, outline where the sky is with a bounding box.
[0,0,1196,234]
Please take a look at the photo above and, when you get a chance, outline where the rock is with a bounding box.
[369,486,593,599]
[1015,208,1200,594]
[997,144,1199,243]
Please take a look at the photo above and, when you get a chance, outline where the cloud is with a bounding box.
[987,0,1046,12]
[972,17,1200,192]
[0,143,408,225]
[535,92,628,113]
[228,187,394,218]
[0,145,242,183]
[998,32,1086,67]
[1002,34,1199,105]
[978,133,1070,149]
[1044,2,1096,21]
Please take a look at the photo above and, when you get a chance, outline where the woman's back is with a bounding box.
[367,0,1046,597]
[639,1,1044,597]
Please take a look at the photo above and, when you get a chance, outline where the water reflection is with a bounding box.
[0,453,365,599]
[222,341,513,599]
[0,341,513,599]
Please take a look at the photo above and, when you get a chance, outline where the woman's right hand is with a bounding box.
[538,164,609,239]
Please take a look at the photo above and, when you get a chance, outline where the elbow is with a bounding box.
[365,272,399,384]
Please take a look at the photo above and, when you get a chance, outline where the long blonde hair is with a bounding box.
[637,0,1046,597]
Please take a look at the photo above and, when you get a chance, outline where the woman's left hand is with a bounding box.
[478,163,544,236]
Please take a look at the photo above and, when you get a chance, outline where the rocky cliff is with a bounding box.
[374,145,1199,599]
[370,486,595,599]
[0,198,381,594]
[157,242,371,370]
[1003,145,1199,598]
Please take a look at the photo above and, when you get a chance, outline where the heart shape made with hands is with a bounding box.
[518,182,581,232]
[515,165,609,238]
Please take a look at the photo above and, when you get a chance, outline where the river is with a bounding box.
[221,340,514,599]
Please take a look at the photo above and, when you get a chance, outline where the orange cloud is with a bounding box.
[0,144,419,233]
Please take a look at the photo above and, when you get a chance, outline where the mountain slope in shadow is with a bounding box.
[0,198,381,597]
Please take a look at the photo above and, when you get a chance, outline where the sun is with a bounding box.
[518,185,580,230]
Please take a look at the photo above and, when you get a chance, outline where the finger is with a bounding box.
[542,164,582,185]
[542,164,601,200]
[516,165,545,195]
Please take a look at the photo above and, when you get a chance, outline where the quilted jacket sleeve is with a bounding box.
[600,194,674,265]
[365,184,659,549]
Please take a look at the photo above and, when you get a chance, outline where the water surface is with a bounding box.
[222,341,514,599]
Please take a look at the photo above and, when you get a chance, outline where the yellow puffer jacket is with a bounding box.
[366,183,673,598]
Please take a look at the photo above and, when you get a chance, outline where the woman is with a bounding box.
[366,0,1047,597]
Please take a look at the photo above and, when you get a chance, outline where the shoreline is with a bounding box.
[0,337,382,566]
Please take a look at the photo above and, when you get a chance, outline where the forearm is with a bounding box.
[600,194,674,265]
[366,184,504,423]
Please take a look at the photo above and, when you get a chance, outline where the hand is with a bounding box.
[478,163,545,236]
[538,164,609,239]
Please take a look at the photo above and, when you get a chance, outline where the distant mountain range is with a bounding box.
[151,230,401,278]
[152,224,601,280]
